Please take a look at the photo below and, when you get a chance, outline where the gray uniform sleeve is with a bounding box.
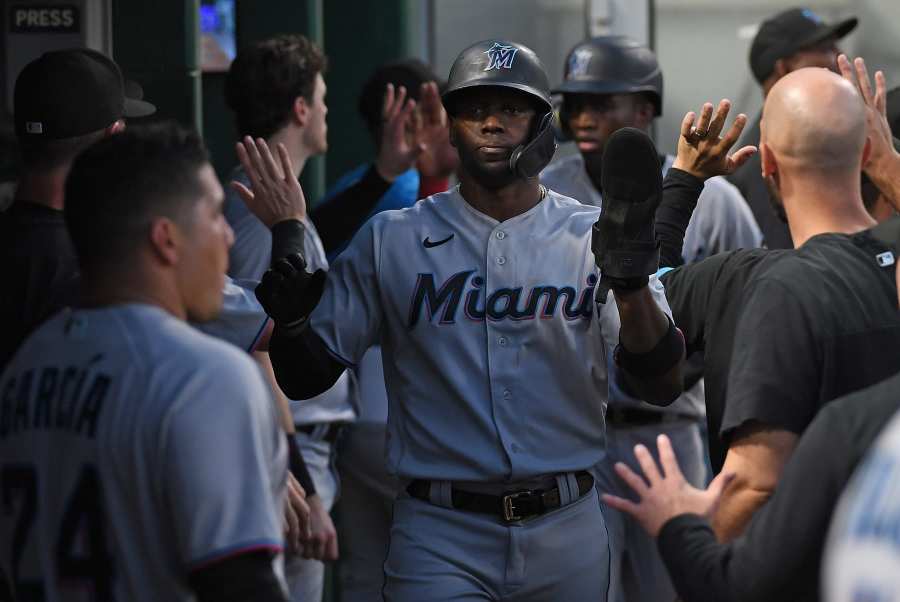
[162,352,286,569]
[191,277,269,352]
[682,176,763,263]
[308,218,384,366]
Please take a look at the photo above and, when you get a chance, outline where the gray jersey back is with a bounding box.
[224,166,355,426]
[0,304,286,601]
[309,187,671,482]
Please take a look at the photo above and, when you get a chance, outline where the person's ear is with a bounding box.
[862,136,872,168]
[760,142,777,178]
[773,58,790,79]
[107,119,126,136]
[292,96,309,127]
[634,99,655,130]
[149,217,181,266]
[448,117,458,148]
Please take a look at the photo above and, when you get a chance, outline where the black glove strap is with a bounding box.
[614,316,684,380]
[270,219,306,265]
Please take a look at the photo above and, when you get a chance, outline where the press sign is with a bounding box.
[9,5,80,33]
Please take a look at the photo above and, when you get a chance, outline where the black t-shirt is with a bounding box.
[723,231,900,440]
[0,201,78,369]
[657,371,900,602]
[661,248,786,470]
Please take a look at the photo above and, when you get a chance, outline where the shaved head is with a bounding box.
[761,68,866,171]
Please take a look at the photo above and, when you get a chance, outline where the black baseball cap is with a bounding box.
[14,48,156,140]
[750,7,857,84]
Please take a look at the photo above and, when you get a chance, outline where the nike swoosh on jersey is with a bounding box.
[423,234,454,248]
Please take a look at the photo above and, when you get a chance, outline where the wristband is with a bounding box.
[271,219,306,265]
[614,316,685,380]
[286,432,316,496]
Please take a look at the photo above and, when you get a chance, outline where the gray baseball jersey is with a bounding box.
[224,167,355,426]
[824,409,900,602]
[0,304,287,601]
[192,275,269,352]
[308,186,671,482]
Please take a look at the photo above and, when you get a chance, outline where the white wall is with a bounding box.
[655,0,900,155]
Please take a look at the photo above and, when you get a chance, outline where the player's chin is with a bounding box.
[187,292,225,324]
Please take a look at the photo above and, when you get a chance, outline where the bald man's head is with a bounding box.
[761,68,867,172]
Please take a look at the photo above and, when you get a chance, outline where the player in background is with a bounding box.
[246,39,684,601]
[541,35,758,602]
[0,123,288,601]
[0,48,155,370]
[729,7,857,249]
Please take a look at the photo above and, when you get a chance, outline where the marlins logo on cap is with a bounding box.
[484,42,518,71]
[567,47,593,79]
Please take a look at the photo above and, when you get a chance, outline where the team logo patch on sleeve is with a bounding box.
[484,43,518,71]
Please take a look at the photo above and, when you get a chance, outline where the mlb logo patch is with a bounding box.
[876,251,895,268]
[484,42,518,71]
[25,121,43,134]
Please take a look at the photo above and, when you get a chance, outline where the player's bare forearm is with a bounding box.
[712,425,798,540]
[710,481,771,542]
[614,286,684,404]
[253,350,295,433]
[868,152,900,212]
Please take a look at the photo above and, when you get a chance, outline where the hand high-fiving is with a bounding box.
[602,434,735,538]
[375,81,447,181]
[672,99,757,180]
[232,136,307,228]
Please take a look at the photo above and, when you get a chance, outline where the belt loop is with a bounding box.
[556,472,579,506]
[429,480,454,508]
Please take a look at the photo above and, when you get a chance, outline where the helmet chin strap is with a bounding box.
[508,112,558,178]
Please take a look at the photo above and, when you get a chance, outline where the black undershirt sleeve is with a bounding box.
[659,252,729,357]
[309,165,392,255]
[190,551,288,602]
[269,325,346,401]
[656,168,705,268]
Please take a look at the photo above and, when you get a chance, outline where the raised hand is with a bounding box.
[602,434,735,537]
[232,136,307,228]
[672,99,756,180]
[837,55,899,174]
[375,81,448,181]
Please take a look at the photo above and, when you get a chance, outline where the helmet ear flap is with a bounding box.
[553,94,573,142]
[509,112,558,178]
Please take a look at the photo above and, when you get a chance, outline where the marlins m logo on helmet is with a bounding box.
[483,42,518,71]
[567,47,593,79]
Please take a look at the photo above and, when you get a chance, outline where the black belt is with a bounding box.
[295,422,345,444]
[606,407,696,427]
[407,471,594,524]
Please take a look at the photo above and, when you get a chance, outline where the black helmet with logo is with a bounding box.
[554,36,663,116]
[442,40,557,178]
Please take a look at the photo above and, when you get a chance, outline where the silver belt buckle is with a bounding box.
[502,489,533,522]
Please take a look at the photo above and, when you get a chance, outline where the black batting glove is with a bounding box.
[255,253,327,335]
[592,127,663,302]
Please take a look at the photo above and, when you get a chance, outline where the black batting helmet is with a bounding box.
[442,40,557,178]
[554,36,663,116]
